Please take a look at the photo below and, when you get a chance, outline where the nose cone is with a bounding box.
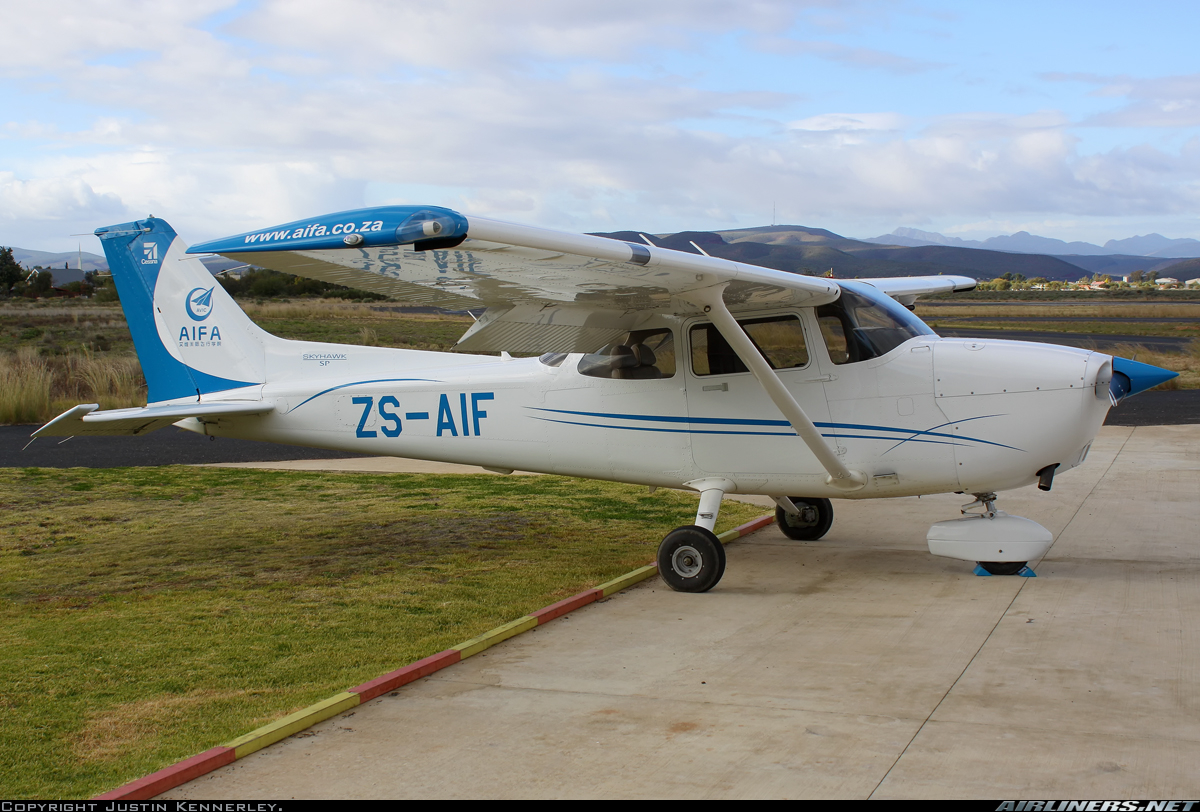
[1110,357,1179,403]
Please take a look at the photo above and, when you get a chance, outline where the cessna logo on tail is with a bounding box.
[186,287,214,321]
[141,241,159,265]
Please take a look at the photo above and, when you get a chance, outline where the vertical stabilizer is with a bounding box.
[96,217,267,403]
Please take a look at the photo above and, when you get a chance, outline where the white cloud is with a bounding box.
[1042,71,1200,128]
[789,112,905,131]
[3,1,1200,250]
[0,172,124,222]
[753,37,943,74]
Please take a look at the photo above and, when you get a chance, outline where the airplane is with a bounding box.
[33,206,1179,592]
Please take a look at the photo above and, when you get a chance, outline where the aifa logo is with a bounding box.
[186,287,214,321]
[141,241,159,265]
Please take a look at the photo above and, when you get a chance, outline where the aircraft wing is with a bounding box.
[33,401,274,438]
[189,206,963,352]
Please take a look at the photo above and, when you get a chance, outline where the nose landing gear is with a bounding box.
[926,492,1053,575]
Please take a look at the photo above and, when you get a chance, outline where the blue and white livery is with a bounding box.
[35,207,1178,591]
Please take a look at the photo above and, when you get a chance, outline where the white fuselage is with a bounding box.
[177,308,1112,500]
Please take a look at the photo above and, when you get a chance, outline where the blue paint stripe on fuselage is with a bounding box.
[530,417,973,446]
[527,407,1018,450]
[290,378,442,411]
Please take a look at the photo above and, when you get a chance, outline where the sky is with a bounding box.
[3,0,1200,252]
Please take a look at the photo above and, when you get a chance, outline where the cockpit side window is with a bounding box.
[816,282,935,365]
[577,328,675,379]
[690,315,808,376]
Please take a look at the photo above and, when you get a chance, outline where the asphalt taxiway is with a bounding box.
[158,424,1200,799]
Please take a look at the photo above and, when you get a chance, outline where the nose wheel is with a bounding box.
[976,560,1028,575]
[657,526,727,593]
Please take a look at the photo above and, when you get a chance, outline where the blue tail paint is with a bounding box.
[95,217,266,404]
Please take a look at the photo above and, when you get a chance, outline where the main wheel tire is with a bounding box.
[775,497,834,540]
[978,560,1027,576]
[657,525,727,593]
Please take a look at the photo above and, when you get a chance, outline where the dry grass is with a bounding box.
[0,348,54,424]
[238,300,380,320]
[72,689,262,763]
[0,348,145,424]
[1112,339,1200,390]
[239,300,472,323]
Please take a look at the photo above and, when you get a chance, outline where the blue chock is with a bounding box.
[973,565,1037,577]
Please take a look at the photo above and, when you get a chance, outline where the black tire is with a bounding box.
[657,525,727,593]
[775,497,834,540]
[978,561,1027,576]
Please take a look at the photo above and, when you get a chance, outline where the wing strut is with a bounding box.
[683,284,868,492]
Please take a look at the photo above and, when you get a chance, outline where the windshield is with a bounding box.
[816,281,935,365]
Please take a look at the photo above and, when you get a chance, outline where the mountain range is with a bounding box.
[594,226,1200,282]
[866,227,1200,258]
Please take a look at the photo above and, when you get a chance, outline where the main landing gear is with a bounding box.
[773,497,834,541]
[657,526,726,593]
[656,482,840,593]
[657,478,731,593]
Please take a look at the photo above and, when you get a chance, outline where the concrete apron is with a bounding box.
[167,425,1200,799]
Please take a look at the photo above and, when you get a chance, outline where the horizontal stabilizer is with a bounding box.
[32,401,274,438]
[858,276,977,306]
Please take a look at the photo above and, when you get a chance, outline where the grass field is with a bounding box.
[0,465,765,798]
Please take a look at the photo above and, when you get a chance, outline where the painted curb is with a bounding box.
[93,747,236,801]
[95,513,774,799]
[225,691,361,759]
[531,589,602,624]
[351,649,463,703]
[453,615,539,658]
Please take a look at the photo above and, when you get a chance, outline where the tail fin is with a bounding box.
[96,217,267,403]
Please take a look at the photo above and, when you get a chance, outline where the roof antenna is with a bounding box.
[689,240,712,257]
[638,233,657,248]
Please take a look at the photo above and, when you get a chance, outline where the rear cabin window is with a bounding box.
[689,315,808,376]
[577,328,676,379]
[816,282,935,365]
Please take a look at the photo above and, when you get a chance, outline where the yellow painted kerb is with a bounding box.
[225,691,361,758]
[598,564,658,597]
[453,616,539,659]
